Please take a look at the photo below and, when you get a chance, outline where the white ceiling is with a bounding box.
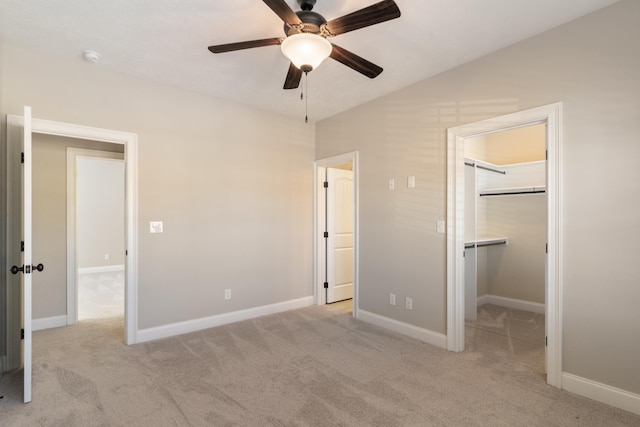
[0,0,620,121]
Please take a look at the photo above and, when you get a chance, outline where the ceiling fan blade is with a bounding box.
[283,63,303,90]
[208,38,283,53]
[329,44,383,79]
[325,0,401,36]
[262,0,302,26]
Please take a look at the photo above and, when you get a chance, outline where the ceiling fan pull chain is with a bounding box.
[304,71,309,123]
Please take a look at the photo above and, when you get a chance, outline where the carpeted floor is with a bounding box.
[1,302,638,426]
[77,270,124,320]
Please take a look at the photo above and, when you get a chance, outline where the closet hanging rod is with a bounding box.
[464,161,506,175]
[465,239,508,249]
[479,188,546,197]
[478,240,507,247]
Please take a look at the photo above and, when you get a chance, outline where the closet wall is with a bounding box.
[465,124,546,317]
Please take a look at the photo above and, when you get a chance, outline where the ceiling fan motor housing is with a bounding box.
[284,10,327,36]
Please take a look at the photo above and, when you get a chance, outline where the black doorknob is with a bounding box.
[10,263,44,274]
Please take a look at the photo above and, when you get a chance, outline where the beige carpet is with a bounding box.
[1,302,638,426]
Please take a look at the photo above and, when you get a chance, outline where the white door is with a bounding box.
[326,168,354,303]
[9,106,35,403]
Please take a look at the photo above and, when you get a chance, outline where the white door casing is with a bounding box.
[326,168,354,303]
[446,102,563,387]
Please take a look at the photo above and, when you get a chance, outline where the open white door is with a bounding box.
[8,106,35,403]
[22,106,34,403]
[326,168,354,303]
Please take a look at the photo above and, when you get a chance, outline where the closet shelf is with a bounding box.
[464,237,508,249]
[479,186,546,197]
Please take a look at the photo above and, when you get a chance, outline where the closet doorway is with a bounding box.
[464,124,546,317]
[446,103,563,387]
[463,124,547,375]
[67,150,125,323]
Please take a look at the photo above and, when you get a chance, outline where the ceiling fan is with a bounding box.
[208,0,401,90]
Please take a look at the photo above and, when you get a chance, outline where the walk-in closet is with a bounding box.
[463,124,547,374]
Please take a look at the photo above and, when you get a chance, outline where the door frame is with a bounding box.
[314,152,359,316]
[6,115,139,345]
[446,102,563,387]
[66,149,125,325]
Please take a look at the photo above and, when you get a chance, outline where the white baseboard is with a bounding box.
[136,296,314,343]
[358,310,447,349]
[562,372,640,416]
[33,315,67,331]
[478,294,545,314]
[78,264,125,275]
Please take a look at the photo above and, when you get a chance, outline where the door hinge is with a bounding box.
[21,329,24,340]
[546,150,548,160]
[21,152,25,164]
[323,282,328,289]
[545,336,548,347]
[545,243,548,254]
[323,181,328,188]
[323,231,328,238]
[21,241,24,252]
[463,250,465,258]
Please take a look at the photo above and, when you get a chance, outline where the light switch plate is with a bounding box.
[437,220,445,234]
[407,176,416,188]
[405,297,413,310]
[388,178,395,190]
[150,221,163,233]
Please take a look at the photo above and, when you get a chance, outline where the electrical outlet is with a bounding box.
[104,253,110,261]
[437,220,445,234]
[390,293,396,305]
[388,178,395,190]
[224,289,231,300]
[405,297,413,310]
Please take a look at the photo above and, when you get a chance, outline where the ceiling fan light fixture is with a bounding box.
[281,33,332,72]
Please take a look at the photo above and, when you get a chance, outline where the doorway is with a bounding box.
[5,114,139,374]
[463,124,547,376]
[67,150,125,322]
[446,103,563,387]
[314,152,359,316]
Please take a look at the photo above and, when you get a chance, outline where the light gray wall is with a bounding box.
[316,0,640,394]
[485,196,546,303]
[1,42,315,330]
[31,135,123,319]
[77,157,125,269]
